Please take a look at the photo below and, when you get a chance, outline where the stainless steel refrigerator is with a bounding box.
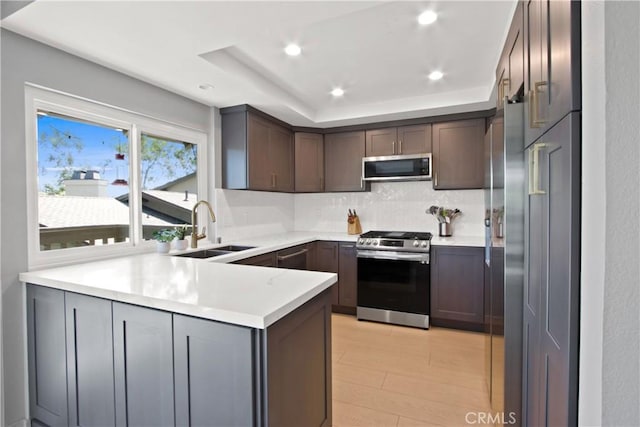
[484,101,524,425]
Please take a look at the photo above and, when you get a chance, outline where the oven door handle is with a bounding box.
[357,251,429,263]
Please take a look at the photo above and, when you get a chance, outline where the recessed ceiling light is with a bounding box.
[198,83,214,90]
[428,71,444,81]
[418,10,438,26]
[331,88,345,97]
[284,44,302,56]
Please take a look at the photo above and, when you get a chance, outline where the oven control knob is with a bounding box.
[420,241,428,248]
[366,239,372,245]
[413,240,419,247]
[358,238,364,245]
[373,240,379,246]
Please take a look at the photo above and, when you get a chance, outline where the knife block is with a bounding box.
[348,216,362,235]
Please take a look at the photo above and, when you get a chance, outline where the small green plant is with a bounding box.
[174,225,190,240]
[152,228,176,243]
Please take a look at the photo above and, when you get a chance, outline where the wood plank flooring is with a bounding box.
[332,314,492,427]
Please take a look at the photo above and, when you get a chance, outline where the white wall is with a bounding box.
[215,189,295,242]
[579,2,606,425]
[600,1,640,425]
[295,182,484,236]
[0,29,210,425]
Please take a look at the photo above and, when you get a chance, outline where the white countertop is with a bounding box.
[430,235,485,247]
[20,252,336,329]
[19,230,482,329]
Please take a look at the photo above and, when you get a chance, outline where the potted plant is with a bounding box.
[152,228,175,253]
[173,225,190,251]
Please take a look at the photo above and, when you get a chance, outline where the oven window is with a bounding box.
[357,257,430,314]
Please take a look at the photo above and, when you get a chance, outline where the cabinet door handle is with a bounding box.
[498,78,510,108]
[392,140,396,154]
[277,248,308,261]
[398,140,403,154]
[319,176,324,190]
[528,143,547,195]
[529,81,548,128]
[271,173,276,188]
[434,170,438,187]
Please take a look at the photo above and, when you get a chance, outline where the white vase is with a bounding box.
[174,239,188,251]
[156,241,171,253]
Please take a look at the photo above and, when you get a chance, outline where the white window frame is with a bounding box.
[25,85,208,269]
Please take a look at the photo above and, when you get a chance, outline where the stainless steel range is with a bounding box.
[356,231,432,329]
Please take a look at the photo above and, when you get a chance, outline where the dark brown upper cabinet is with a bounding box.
[295,133,324,192]
[524,0,581,147]
[496,2,524,110]
[221,108,293,192]
[432,119,485,190]
[324,131,367,192]
[365,124,431,157]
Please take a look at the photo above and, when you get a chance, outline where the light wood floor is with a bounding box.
[332,314,492,427]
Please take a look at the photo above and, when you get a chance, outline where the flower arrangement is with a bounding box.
[427,205,462,224]
[427,205,462,236]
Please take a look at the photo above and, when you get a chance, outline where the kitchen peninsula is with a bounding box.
[20,252,336,427]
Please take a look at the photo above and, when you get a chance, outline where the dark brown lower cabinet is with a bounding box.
[311,241,357,312]
[266,289,332,427]
[338,243,357,308]
[430,246,485,331]
[26,284,333,427]
[313,241,340,305]
[233,251,277,267]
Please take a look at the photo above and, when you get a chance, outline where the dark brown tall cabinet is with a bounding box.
[295,132,324,192]
[324,131,367,192]
[432,119,485,190]
[518,1,581,426]
[524,0,581,147]
[365,124,431,157]
[496,1,524,109]
[221,107,294,192]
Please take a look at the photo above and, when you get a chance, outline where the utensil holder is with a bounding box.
[348,216,362,235]
[439,222,452,237]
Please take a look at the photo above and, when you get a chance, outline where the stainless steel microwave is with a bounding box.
[362,153,432,182]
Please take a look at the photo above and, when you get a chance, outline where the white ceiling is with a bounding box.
[1,0,516,127]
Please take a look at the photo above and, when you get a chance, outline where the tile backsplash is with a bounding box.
[215,182,484,241]
[214,189,295,242]
[294,181,484,236]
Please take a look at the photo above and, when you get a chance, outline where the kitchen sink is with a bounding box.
[173,245,255,259]
[174,249,232,258]
[214,245,256,252]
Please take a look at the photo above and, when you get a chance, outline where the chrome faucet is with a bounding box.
[190,200,217,248]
